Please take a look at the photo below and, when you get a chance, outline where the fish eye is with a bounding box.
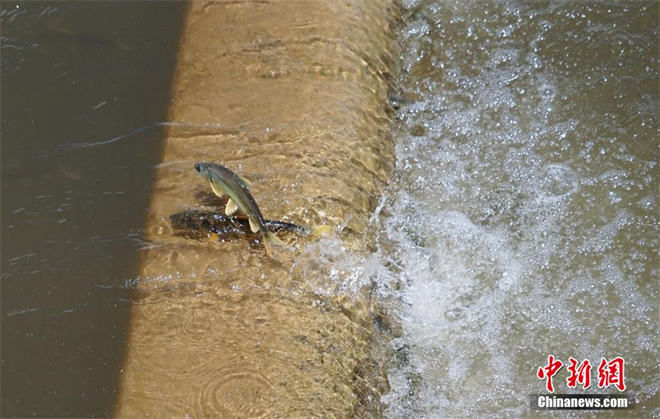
[194,163,202,173]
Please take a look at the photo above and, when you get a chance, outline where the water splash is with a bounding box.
[379,1,659,416]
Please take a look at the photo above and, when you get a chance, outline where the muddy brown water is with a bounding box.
[115,1,398,418]
[3,0,400,418]
[1,2,185,417]
[3,1,658,418]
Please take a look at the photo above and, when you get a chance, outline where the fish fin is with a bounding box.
[264,231,289,258]
[249,217,260,233]
[225,199,239,216]
[210,181,226,198]
[236,174,252,189]
[309,225,333,238]
[266,230,288,247]
[264,238,273,258]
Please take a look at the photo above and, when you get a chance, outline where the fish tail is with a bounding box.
[266,230,288,247]
[264,236,273,258]
[264,230,288,258]
[309,225,333,238]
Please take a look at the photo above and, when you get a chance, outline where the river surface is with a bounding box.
[1,2,185,416]
[1,1,658,418]
[378,1,658,417]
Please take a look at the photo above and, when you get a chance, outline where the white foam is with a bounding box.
[379,1,659,417]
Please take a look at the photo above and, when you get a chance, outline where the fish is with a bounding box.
[170,209,311,241]
[194,162,287,257]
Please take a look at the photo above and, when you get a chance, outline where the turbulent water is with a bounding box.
[375,1,659,417]
[2,1,658,417]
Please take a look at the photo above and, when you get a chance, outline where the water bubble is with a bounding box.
[608,191,623,204]
[444,307,464,321]
[538,164,578,197]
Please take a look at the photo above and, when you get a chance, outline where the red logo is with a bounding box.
[537,355,563,393]
[537,356,626,393]
[567,358,592,390]
[598,357,626,391]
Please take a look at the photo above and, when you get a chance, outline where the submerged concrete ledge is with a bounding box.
[116,1,397,417]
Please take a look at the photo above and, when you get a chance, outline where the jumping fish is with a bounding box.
[194,162,287,257]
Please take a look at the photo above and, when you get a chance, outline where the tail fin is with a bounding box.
[264,230,289,258]
[309,225,333,238]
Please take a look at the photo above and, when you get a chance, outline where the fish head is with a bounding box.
[194,162,213,180]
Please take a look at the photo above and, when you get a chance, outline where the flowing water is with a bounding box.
[378,0,659,417]
[115,1,398,417]
[2,0,658,418]
[1,2,184,416]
